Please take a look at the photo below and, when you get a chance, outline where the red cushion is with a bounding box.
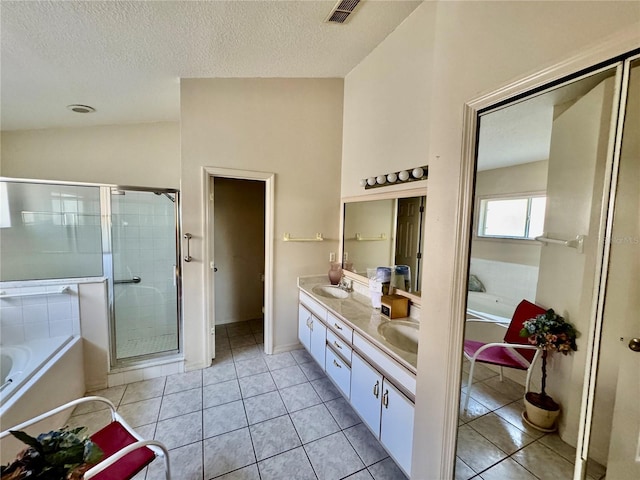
[464,340,531,369]
[89,421,155,480]
[504,299,546,347]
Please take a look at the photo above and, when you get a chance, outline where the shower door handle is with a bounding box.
[184,233,193,262]
[114,276,141,285]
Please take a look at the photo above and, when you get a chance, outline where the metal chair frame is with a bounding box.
[0,396,171,480]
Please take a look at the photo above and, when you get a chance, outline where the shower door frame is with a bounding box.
[102,186,183,369]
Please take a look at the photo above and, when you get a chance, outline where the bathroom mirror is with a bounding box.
[455,63,625,478]
[341,191,426,294]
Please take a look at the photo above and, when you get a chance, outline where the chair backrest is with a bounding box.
[504,299,546,346]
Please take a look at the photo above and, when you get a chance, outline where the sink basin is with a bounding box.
[377,321,419,354]
[312,285,349,299]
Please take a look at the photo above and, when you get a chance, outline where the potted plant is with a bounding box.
[520,308,578,431]
[0,426,103,480]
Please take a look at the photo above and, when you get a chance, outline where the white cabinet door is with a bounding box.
[298,304,312,351]
[325,346,351,398]
[380,379,414,476]
[351,352,383,435]
[309,316,327,367]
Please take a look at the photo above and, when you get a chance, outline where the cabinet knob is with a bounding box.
[382,390,389,408]
[333,359,342,369]
[373,380,380,398]
[333,341,342,350]
[334,323,343,330]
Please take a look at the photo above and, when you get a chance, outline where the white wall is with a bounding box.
[341,2,437,199]
[0,122,180,188]
[180,78,344,370]
[341,1,640,477]
[536,76,615,452]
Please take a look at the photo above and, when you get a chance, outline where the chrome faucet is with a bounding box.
[338,276,353,292]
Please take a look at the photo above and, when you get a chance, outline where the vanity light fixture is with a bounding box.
[361,165,428,190]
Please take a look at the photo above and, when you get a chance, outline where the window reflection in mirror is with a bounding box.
[456,65,621,478]
[342,195,425,294]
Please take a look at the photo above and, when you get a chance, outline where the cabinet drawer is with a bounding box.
[327,329,352,364]
[327,312,353,343]
[300,291,327,321]
[325,347,351,398]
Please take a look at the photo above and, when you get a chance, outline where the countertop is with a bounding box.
[297,275,418,373]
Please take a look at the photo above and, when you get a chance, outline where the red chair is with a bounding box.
[462,299,546,411]
[0,396,171,479]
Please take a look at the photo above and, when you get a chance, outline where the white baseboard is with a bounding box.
[271,342,303,355]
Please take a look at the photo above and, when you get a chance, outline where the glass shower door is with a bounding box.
[109,188,180,362]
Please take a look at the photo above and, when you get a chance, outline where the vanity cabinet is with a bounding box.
[298,286,415,476]
[298,303,327,366]
[351,351,414,475]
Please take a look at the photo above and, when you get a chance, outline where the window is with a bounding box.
[477,194,546,240]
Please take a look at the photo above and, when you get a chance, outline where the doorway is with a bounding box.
[203,168,275,362]
[212,177,265,343]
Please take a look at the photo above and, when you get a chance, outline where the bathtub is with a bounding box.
[466,291,519,323]
[0,335,85,463]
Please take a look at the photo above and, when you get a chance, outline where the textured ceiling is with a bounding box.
[1,0,422,131]
[477,70,613,171]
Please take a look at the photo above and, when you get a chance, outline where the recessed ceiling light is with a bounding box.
[67,104,96,114]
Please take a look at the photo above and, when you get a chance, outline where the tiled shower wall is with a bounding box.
[0,283,80,345]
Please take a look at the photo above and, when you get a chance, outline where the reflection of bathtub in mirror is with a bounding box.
[466,291,517,323]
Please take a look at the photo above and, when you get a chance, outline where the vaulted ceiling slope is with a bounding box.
[1,0,422,131]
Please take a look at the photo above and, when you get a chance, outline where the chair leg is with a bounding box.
[499,366,503,382]
[463,360,476,412]
[159,447,171,480]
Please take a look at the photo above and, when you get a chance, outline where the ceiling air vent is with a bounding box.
[325,0,361,24]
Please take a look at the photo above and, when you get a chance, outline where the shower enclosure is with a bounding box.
[105,188,181,364]
[0,179,182,367]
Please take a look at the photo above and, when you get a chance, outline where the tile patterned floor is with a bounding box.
[456,360,606,480]
[69,319,407,480]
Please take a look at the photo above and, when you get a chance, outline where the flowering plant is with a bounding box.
[520,309,578,403]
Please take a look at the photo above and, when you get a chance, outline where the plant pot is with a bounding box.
[523,392,560,431]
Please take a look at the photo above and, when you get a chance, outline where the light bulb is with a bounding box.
[387,173,397,183]
[367,177,376,186]
[376,175,386,185]
[412,167,424,179]
[359,179,367,187]
[398,170,409,181]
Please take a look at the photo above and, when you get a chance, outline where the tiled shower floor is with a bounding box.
[117,333,178,359]
[68,319,407,480]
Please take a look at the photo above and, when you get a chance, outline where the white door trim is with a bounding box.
[203,166,275,360]
[437,28,639,479]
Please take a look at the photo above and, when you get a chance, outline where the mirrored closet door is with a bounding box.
[455,52,639,479]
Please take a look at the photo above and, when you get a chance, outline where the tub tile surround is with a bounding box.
[65,320,408,480]
[0,282,80,345]
[468,258,539,315]
[297,275,418,371]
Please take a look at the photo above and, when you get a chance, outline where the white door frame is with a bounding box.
[203,166,275,360]
[440,29,639,479]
